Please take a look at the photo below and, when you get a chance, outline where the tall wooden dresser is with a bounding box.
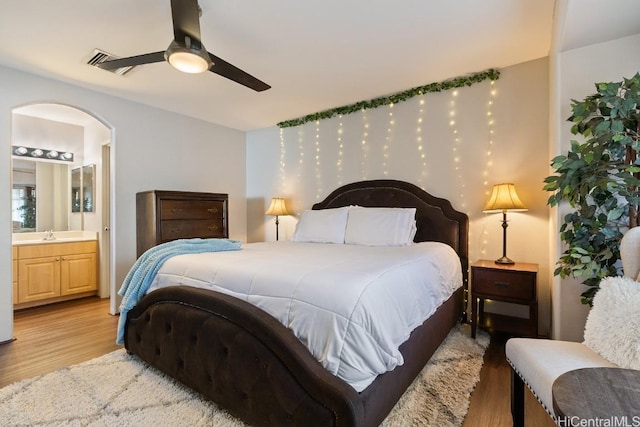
[136,190,228,257]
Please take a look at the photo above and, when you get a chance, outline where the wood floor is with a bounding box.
[0,296,119,388]
[463,331,556,427]
[0,297,555,426]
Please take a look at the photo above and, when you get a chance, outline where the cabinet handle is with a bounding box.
[207,208,218,214]
[61,257,66,261]
[207,226,218,231]
[171,208,183,213]
[55,258,60,261]
[494,281,510,288]
[170,229,182,233]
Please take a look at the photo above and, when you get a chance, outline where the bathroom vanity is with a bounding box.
[12,231,98,309]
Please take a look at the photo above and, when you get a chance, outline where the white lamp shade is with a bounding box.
[483,183,527,213]
[265,198,292,216]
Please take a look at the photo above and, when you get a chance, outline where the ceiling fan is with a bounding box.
[97,0,270,92]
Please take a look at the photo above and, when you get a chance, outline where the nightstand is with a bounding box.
[470,260,538,338]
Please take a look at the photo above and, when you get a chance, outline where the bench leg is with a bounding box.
[511,367,525,427]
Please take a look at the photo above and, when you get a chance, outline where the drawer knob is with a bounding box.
[207,226,218,231]
[207,208,218,214]
[171,208,183,213]
[494,281,510,288]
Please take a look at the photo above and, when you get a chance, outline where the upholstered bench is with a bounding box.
[506,228,640,426]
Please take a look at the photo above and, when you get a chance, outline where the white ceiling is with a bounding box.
[1,0,639,131]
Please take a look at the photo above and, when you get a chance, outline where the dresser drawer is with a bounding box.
[160,200,225,220]
[160,219,226,241]
[472,268,535,302]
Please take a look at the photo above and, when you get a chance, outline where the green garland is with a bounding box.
[277,68,501,128]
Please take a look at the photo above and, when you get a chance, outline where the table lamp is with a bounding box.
[483,183,527,264]
[265,197,292,241]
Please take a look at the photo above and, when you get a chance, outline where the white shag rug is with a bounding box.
[0,324,489,427]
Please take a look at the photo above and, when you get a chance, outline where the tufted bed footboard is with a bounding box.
[124,285,464,427]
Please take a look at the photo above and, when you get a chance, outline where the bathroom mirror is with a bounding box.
[82,164,94,213]
[71,167,81,213]
[71,164,95,213]
[12,159,71,232]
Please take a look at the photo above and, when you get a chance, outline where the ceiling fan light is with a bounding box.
[166,41,211,74]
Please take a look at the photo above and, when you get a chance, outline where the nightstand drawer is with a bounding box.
[471,260,538,338]
[472,268,535,302]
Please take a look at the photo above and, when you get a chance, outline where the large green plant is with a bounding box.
[544,73,640,305]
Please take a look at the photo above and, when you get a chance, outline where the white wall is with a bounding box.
[551,33,640,341]
[247,58,552,336]
[0,65,247,342]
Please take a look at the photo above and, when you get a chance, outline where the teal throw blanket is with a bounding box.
[116,238,241,344]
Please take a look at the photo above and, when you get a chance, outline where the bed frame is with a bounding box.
[124,179,469,426]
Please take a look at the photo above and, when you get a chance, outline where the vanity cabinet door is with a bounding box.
[18,256,61,303]
[14,240,98,307]
[60,252,97,296]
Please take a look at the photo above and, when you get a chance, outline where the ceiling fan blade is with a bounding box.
[171,0,202,45]
[97,51,166,70]
[208,52,271,92]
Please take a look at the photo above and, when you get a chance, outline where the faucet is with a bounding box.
[43,229,56,241]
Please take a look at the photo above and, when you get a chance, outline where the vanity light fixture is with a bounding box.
[12,146,74,163]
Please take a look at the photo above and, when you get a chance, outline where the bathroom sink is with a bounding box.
[12,231,98,245]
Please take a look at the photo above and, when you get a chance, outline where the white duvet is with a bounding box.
[147,241,462,391]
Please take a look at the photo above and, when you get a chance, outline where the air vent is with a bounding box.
[87,49,135,76]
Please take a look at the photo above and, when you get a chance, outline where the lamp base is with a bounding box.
[495,256,515,265]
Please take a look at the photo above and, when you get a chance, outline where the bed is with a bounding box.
[123,179,469,426]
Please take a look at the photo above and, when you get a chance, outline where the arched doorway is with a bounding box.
[10,102,114,317]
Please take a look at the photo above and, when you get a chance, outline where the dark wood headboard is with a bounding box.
[312,179,469,286]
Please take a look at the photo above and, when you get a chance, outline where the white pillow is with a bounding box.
[583,276,640,369]
[345,207,417,246]
[290,207,350,243]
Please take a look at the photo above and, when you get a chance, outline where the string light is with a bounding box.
[336,115,344,185]
[382,103,394,176]
[295,126,305,195]
[279,127,287,195]
[273,77,498,253]
[361,108,369,179]
[315,120,322,200]
[480,79,497,257]
[449,90,466,210]
[416,96,427,188]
